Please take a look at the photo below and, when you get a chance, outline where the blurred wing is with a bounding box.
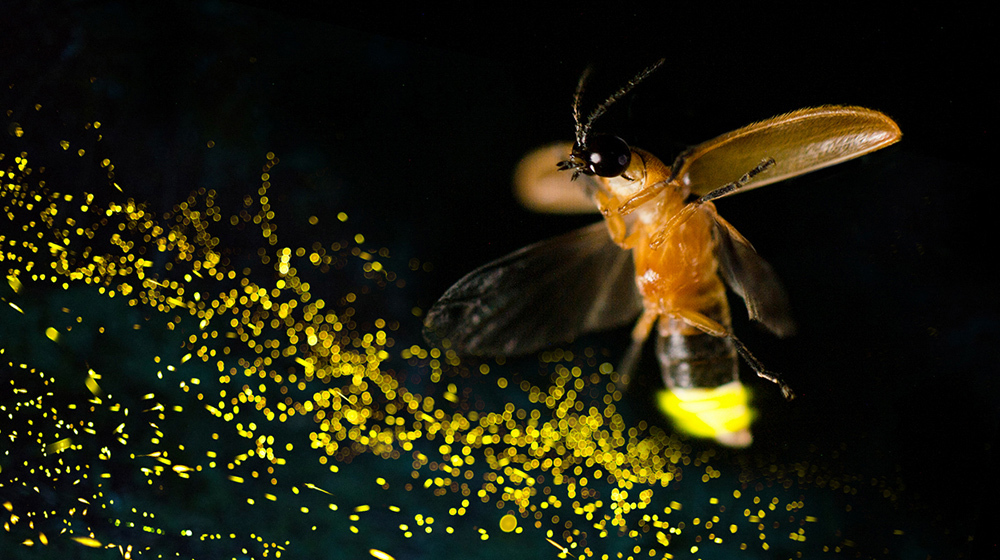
[424,221,643,356]
[713,214,796,337]
[514,142,603,213]
[676,106,901,197]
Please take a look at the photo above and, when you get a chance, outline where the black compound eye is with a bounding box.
[575,134,632,177]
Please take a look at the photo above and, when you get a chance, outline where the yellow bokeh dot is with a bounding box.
[499,513,517,533]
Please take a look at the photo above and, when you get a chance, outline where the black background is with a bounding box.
[1,2,995,558]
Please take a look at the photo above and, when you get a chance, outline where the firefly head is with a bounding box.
[557,58,664,180]
[557,134,632,178]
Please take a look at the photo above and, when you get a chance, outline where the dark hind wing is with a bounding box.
[424,222,643,356]
[712,214,796,338]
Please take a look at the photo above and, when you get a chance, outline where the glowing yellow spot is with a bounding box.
[45,327,60,342]
[85,376,102,396]
[71,536,102,547]
[45,438,72,454]
[499,513,517,533]
[7,275,22,293]
[369,549,395,560]
[658,381,753,447]
[546,538,570,556]
[304,483,333,495]
[295,357,314,373]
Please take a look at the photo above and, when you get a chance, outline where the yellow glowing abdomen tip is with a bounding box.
[658,381,754,447]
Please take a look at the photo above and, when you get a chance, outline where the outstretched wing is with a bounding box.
[712,214,796,338]
[676,106,901,198]
[424,221,643,356]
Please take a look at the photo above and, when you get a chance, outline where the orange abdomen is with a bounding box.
[632,204,728,330]
[632,203,739,389]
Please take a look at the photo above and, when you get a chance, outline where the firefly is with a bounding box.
[425,60,901,446]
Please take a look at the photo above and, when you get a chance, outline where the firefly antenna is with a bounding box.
[576,58,666,147]
[571,66,593,147]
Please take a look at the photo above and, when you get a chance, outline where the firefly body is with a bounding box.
[425,61,901,446]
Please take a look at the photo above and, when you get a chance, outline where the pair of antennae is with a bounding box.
[572,58,666,147]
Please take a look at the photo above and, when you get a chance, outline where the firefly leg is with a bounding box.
[649,159,776,249]
[673,309,795,400]
[617,181,669,214]
[730,337,795,399]
[595,190,629,245]
[644,154,774,216]
[596,191,646,248]
[695,158,776,204]
[617,307,658,390]
[649,203,702,248]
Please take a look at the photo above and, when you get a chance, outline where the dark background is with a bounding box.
[1,2,995,558]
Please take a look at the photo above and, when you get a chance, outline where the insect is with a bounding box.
[424,60,901,446]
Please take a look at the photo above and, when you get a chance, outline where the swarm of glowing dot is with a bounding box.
[0,101,914,558]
